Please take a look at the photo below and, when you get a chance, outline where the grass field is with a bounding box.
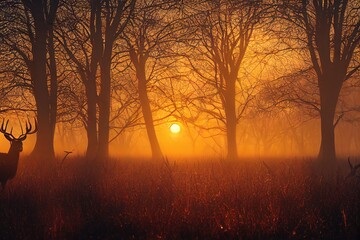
[0,157,359,239]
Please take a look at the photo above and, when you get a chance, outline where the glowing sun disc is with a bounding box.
[170,123,181,134]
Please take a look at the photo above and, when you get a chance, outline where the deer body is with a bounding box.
[0,141,23,189]
[0,119,37,190]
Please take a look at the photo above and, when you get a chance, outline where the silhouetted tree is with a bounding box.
[97,0,136,158]
[0,0,60,162]
[279,0,360,162]
[183,0,267,160]
[58,0,135,159]
[123,0,181,159]
[57,0,102,158]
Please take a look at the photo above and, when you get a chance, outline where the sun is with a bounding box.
[170,123,181,134]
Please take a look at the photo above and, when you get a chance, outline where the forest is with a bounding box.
[0,0,360,239]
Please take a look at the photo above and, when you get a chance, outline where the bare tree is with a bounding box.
[122,0,182,159]
[58,0,135,159]
[0,0,60,162]
[182,0,267,160]
[279,0,360,162]
[57,0,102,158]
[97,0,136,158]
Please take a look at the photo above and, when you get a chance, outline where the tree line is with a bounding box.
[0,0,359,164]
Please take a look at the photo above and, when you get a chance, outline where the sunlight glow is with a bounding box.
[170,123,181,134]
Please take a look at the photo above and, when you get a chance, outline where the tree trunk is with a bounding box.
[85,81,98,158]
[30,13,55,161]
[318,107,336,163]
[137,66,163,160]
[225,80,238,161]
[48,25,58,143]
[226,118,237,160]
[98,51,112,159]
[317,76,341,163]
[32,111,55,161]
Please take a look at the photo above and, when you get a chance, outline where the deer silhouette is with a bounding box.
[0,119,37,190]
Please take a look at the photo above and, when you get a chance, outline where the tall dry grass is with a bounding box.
[0,157,359,239]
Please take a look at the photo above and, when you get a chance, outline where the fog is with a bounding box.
[1,115,359,160]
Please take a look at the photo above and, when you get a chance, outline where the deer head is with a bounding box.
[0,118,37,190]
[0,119,37,154]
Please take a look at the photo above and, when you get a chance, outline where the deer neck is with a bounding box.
[8,147,20,161]
[5,146,21,178]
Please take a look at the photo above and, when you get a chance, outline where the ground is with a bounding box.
[0,157,359,239]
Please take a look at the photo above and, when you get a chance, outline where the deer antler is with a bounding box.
[346,157,360,179]
[0,119,16,141]
[18,118,37,141]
